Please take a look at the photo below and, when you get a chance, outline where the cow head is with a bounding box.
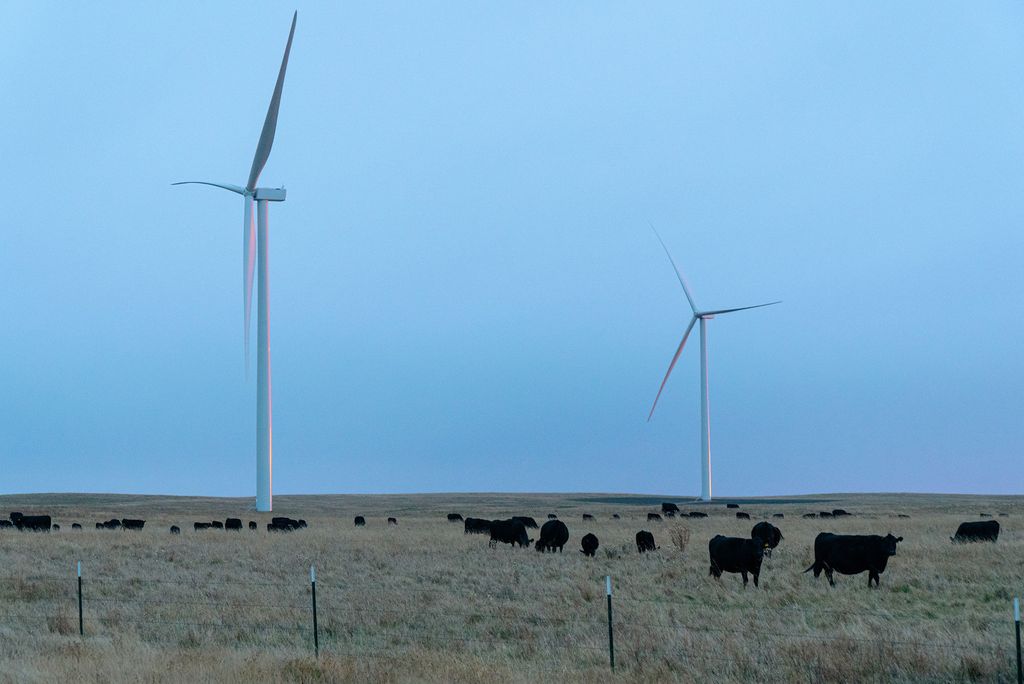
[884,533,903,556]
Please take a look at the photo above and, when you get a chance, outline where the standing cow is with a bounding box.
[951,520,999,543]
[709,535,765,587]
[580,533,599,557]
[804,533,903,587]
[488,519,531,548]
[636,530,658,553]
[535,520,569,553]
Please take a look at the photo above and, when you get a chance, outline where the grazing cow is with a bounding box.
[951,520,999,543]
[354,516,366,527]
[122,519,145,531]
[488,519,531,549]
[269,517,301,532]
[804,533,903,587]
[612,514,621,520]
[662,503,680,515]
[51,524,60,531]
[819,512,834,518]
[387,517,398,526]
[71,523,82,530]
[0,520,13,529]
[535,520,569,553]
[750,522,784,558]
[802,513,817,519]
[647,513,662,522]
[581,533,600,557]
[980,513,992,518]
[210,521,224,530]
[709,535,765,587]
[170,525,180,535]
[726,504,739,509]
[735,512,750,520]
[298,519,308,529]
[249,521,258,530]
[636,530,658,553]
[582,514,595,521]
[447,513,464,522]
[512,516,538,529]
[463,517,491,535]
[547,514,558,520]
[14,515,52,532]
[225,518,242,531]
[689,511,708,519]
[101,519,121,530]
[897,514,911,518]
[95,523,103,529]
[832,509,851,517]
[773,513,785,519]
[194,522,212,531]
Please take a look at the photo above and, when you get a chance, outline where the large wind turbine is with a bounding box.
[647,227,779,501]
[174,12,297,512]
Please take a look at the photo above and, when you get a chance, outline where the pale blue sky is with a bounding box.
[1,3,1022,497]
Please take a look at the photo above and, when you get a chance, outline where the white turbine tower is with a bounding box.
[175,12,297,512]
[647,227,779,501]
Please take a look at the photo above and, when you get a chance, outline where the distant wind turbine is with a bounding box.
[647,226,779,501]
[174,11,297,512]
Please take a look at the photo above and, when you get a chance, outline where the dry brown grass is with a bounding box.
[0,492,1021,683]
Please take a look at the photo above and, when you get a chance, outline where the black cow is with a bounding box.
[535,520,569,552]
[249,521,258,531]
[726,503,739,509]
[582,514,595,521]
[298,519,308,529]
[709,535,765,587]
[647,513,662,522]
[689,511,708,519]
[225,518,242,531]
[897,514,910,518]
[804,533,903,587]
[463,517,491,535]
[354,516,366,527]
[387,517,398,526]
[95,523,103,529]
[547,513,558,520]
[980,513,992,518]
[735,512,750,520]
[819,512,834,518]
[447,513,464,522]
[101,519,121,530]
[512,516,538,529]
[802,513,817,518]
[951,520,999,543]
[122,519,145,531]
[581,533,599,557]
[170,525,180,534]
[611,513,621,520]
[270,517,301,532]
[194,522,212,530]
[772,513,785,519]
[751,522,784,558]
[51,524,60,531]
[71,523,82,530]
[662,503,680,514]
[488,519,531,548]
[14,515,52,531]
[832,509,851,517]
[636,530,658,553]
[0,520,13,529]
[210,521,224,530]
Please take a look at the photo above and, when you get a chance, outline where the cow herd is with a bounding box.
[1,505,1008,590]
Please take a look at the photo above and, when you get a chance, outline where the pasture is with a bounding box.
[0,492,1021,683]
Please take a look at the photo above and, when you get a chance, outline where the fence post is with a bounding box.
[311,565,319,659]
[1014,597,1021,684]
[605,575,615,672]
[77,561,83,637]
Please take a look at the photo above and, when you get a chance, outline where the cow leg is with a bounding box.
[869,571,878,588]
[752,571,759,588]
[741,571,748,586]
[825,567,835,587]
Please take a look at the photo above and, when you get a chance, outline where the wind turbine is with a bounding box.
[174,12,297,512]
[647,227,779,501]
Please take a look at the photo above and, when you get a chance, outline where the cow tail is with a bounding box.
[802,562,816,574]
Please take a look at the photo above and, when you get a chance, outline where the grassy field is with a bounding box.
[0,492,1021,683]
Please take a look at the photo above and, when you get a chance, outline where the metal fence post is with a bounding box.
[606,575,615,672]
[311,565,319,659]
[77,561,83,636]
[1014,597,1021,684]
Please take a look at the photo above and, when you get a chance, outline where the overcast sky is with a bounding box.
[2,3,1022,498]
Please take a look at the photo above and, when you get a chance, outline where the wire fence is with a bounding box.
[0,569,1020,681]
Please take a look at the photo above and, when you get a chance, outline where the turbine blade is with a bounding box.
[246,11,297,192]
[650,223,698,315]
[243,197,256,378]
[699,301,781,316]
[172,181,246,195]
[648,316,698,421]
